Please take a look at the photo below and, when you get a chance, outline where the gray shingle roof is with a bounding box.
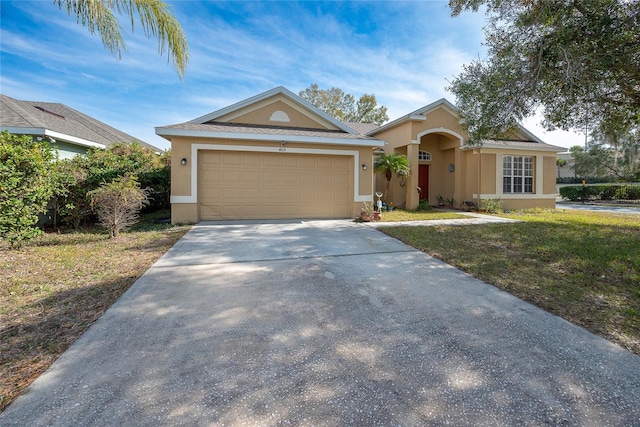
[482,139,563,151]
[1,94,159,151]
[159,121,380,140]
[345,122,380,135]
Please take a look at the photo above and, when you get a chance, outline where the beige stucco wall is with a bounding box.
[543,156,557,194]
[226,99,335,130]
[171,203,198,224]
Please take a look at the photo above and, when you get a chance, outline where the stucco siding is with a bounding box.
[543,156,557,194]
[227,99,333,130]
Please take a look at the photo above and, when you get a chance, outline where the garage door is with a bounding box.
[198,151,353,220]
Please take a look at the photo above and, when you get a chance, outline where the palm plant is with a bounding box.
[54,0,189,78]
[373,152,410,201]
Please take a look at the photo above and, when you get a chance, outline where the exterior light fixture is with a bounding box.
[362,163,367,170]
[181,158,187,166]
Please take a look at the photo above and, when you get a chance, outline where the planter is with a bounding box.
[360,212,372,222]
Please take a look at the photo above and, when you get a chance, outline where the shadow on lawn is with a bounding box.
[0,275,138,411]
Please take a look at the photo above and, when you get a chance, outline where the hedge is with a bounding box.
[559,185,640,202]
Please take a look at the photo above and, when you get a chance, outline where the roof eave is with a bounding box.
[1,127,107,149]
[463,141,565,152]
[155,127,386,148]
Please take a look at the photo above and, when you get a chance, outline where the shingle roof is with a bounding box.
[156,121,387,148]
[345,122,380,135]
[0,94,159,151]
[159,121,378,140]
[481,139,563,152]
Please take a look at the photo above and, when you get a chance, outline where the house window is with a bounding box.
[503,156,534,193]
[418,150,431,161]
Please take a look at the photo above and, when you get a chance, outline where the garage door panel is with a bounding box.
[199,151,352,220]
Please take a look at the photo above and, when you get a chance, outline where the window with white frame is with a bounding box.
[418,150,432,161]
[503,155,534,193]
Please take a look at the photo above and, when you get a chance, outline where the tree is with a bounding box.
[447,0,640,145]
[88,175,151,238]
[570,125,640,180]
[299,84,389,125]
[556,157,567,178]
[54,0,189,78]
[373,152,411,201]
[0,132,59,247]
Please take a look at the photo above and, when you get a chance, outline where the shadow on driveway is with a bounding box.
[2,220,639,426]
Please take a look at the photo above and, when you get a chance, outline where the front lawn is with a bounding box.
[371,209,470,222]
[379,209,640,355]
[0,211,191,411]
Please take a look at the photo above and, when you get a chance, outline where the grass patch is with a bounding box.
[376,209,470,222]
[379,209,640,355]
[0,210,190,411]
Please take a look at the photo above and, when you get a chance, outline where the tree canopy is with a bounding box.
[299,84,389,125]
[447,0,640,145]
[54,0,189,78]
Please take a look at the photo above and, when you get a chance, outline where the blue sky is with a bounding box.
[0,1,582,151]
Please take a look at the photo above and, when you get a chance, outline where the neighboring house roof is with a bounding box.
[157,87,386,148]
[0,94,160,151]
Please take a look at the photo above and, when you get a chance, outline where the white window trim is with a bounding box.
[496,154,545,196]
[418,150,432,161]
[502,155,534,194]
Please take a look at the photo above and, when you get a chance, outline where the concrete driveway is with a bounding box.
[2,220,639,426]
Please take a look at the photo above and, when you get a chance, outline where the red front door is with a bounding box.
[418,165,429,201]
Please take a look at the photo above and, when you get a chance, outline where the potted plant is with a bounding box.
[360,201,374,222]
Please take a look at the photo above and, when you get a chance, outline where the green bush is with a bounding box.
[0,132,59,247]
[482,198,503,214]
[559,184,640,202]
[416,199,432,211]
[57,143,169,229]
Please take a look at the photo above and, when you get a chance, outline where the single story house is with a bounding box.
[1,94,159,158]
[157,87,562,224]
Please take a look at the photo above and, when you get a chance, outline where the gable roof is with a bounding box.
[368,98,555,147]
[188,86,359,135]
[0,94,160,151]
[157,86,386,147]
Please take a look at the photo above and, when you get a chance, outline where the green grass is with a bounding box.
[379,209,640,355]
[374,209,470,222]
[0,210,190,411]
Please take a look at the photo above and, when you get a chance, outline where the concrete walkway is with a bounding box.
[1,220,639,426]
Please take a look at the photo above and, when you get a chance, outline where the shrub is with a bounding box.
[559,184,640,202]
[57,143,169,229]
[0,132,59,247]
[482,198,503,214]
[416,199,431,211]
[88,176,151,238]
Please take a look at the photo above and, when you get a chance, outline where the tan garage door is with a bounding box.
[198,151,353,220]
